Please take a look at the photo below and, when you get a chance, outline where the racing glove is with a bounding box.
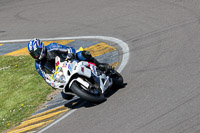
[66,53,75,60]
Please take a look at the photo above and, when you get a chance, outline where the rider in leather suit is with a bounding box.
[28,38,110,100]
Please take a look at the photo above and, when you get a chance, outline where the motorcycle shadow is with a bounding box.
[64,83,127,109]
[105,83,127,98]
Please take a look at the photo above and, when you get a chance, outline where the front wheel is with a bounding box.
[70,81,106,103]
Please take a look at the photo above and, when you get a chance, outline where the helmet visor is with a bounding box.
[30,48,42,59]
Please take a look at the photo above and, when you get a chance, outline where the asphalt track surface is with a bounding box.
[1,0,200,133]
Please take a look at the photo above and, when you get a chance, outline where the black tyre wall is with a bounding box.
[70,81,105,103]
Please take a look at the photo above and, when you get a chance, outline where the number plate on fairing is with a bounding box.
[77,65,91,78]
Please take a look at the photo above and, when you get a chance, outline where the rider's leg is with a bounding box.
[76,51,111,71]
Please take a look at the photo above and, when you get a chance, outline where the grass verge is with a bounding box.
[0,55,53,132]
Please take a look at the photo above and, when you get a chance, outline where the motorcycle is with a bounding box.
[45,54,123,103]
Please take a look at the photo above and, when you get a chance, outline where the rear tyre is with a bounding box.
[70,81,106,103]
[111,70,124,88]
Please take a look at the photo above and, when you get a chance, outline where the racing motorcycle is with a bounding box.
[45,53,123,103]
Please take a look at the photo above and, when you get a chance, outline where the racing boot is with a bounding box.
[92,58,113,73]
[98,63,112,73]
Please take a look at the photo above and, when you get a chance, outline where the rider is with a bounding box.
[28,38,110,100]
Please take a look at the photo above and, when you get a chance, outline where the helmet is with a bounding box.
[28,38,46,60]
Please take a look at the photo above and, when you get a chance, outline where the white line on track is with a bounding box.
[1,36,129,132]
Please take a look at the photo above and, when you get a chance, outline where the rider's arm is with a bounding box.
[49,43,76,60]
[35,61,46,79]
[49,43,76,54]
[35,61,55,88]
[57,44,76,60]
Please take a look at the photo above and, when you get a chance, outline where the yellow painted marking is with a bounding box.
[110,62,118,68]
[42,40,74,46]
[28,105,65,119]
[5,47,28,56]
[0,44,3,46]
[8,120,53,133]
[13,109,69,129]
[5,40,74,56]
[84,42,116,57]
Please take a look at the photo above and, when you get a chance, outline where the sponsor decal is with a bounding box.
[56,66,61,72]
[88,62,96,67]
[50,74,54,80]
[81,67,84,73]
[62,63,67,68]
[56,61,59,66]
[68,64,72,72]
[51,83,55,87]
[92,65,97,75]
[53,74,56,80]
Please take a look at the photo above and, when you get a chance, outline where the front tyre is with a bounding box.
[70,81,106,103]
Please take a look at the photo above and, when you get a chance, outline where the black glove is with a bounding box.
[66,53,75,60]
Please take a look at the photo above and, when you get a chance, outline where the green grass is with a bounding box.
[0,55,53,132]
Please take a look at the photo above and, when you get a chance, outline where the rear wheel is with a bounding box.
[111,70,124,88]
[70,81,106,103]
